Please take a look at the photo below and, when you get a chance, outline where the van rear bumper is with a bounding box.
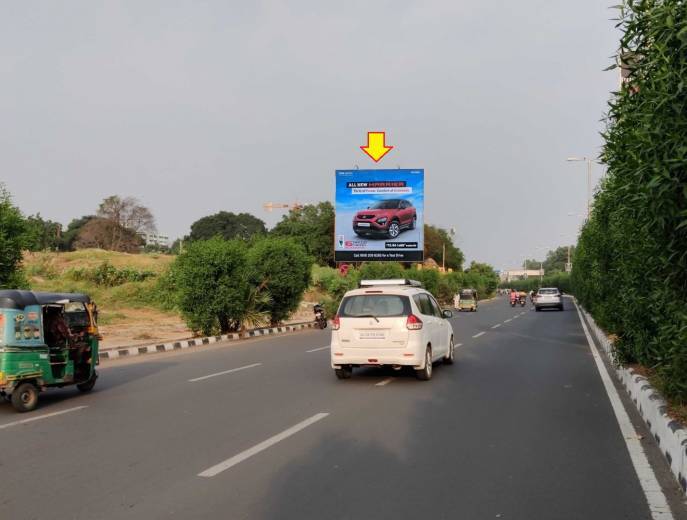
[330,347,423,369]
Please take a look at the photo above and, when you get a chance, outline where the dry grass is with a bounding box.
[24,249,174,274]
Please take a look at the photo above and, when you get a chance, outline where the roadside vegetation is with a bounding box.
[1,184,500,342]
[501,272,572,294]
[572,0,687,405]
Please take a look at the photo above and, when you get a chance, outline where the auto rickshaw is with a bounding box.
[457,289,478,312]
[0,291,100,412]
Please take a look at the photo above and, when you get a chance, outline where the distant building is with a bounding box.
[141,232,169,248]
[500,269,544,282]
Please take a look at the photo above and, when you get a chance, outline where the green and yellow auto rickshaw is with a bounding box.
[0,291,100,412]
[457,289,478,312]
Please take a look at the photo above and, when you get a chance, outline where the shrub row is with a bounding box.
[313,263,499,318]
[500,272,572,294]
[68,261,156,287]
[573,1,687,402]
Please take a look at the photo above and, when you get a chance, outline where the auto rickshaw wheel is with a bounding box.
[77,371,98,392]
[11,382,39,413]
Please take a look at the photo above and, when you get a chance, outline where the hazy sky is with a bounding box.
[1,1,618,270]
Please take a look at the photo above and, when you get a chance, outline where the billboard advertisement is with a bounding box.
[334,169,424,262]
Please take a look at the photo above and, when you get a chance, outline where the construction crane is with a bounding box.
[263,202,304,212]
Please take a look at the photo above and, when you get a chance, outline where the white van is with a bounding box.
[330,280,455,381]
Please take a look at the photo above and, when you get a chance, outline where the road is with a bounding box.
[1,297,685,519]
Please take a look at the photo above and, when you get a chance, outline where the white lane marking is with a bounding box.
[491,324,501,329]
[520,311,526,315]
[198,412,330,477]
[375,378,393,387]
[472,332,486,338]
[188,363,262,382]
[306,346,329,353]
[504,319,512,323]
[574,302,673,520]
[512,315,519,319]
[0,406,87,431]
[455,343,463,348]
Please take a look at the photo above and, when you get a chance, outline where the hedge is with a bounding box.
[572,0,687,402]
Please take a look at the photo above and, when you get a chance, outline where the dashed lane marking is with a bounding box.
[491,324,501,329]
[375,378,393,387]
[306,346,329,353]
[188,363,262,382]
[472,332,486,338]
[198,413,330,477]
[0,406,88,431]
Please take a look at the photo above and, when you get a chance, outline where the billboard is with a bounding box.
[334,169,424,262]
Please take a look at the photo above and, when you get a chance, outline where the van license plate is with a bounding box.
[357,222,371,227]
[359,331,386,339]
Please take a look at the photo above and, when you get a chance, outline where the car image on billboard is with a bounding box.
[334,169,424,262]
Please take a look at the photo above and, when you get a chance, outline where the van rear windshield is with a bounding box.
[339,295,410,318]
[538,289,559,295]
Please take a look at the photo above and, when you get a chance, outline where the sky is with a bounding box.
[0,1,619,270]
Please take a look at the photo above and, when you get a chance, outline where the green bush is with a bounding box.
[573,0,687,402]
[171,238,251,335]
[68,261,156,287]
[247,236,312,324]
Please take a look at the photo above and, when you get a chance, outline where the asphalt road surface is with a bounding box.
[2,297,686,520]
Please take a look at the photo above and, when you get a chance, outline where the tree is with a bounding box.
[271,202,335,266]
[97,195,156,251]
[465,261,499,296]
[60,215,96,251]
[543,246,575,274]
[247,237,312,324]
[171,238,251,335]
[523,259,540,270]
[0,184,28,288]
[73,218,143,253]
[189,211,266,242]
[24,214,62,251]
[423,224,464,270]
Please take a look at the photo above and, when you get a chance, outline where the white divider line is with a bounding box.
[491,324,501,329]
[455,343,463,348]
[0,406,87,431]
[375,378,393,387]
[472,332,486,338]
[198,412,330,478]
[504,318,512,323]
[512,315,520,320]
[574,302,673,520]
[306,346,329,353]
[188,363,262,382]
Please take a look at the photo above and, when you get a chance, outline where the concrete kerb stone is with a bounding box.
[98,322,318,361]
[579,305,687,495]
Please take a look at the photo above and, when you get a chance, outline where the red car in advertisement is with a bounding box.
[352,199,417,239]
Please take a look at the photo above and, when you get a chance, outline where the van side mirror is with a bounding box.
[442,309,453,319]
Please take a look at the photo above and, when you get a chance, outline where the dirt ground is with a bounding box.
[99,302,319,350]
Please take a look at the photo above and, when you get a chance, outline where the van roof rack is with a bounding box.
[359,279,423,288]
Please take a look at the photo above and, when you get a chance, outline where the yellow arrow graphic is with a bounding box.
[360,131,393,162]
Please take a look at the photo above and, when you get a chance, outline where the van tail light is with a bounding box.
[332,315,341,330]
[406,314,423,330]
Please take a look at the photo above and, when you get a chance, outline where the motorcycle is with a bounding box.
[519,296,526,307]
[314,304,327,329]
[510,299,517,307]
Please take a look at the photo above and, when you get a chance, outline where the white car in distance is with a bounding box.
[330,279,455,380]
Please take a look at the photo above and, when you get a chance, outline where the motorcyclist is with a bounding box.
[509,289,517,305]
[313,303,327,328]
